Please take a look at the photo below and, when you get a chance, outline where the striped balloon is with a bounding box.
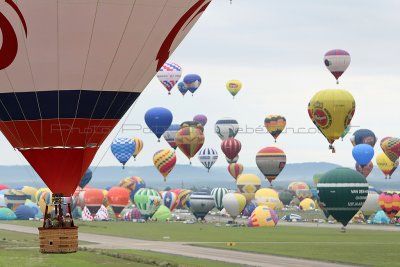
[211,188,228,211]
[163,124,180,150]
[123,208,142,221]
[227,163,244,180]
[323,49,351,84]
[215,118,239,141]
[256,147,286,185]
[198,148,218,172]
[221,138,241,161]
[176,127,205,162]
[153,149,177,181]
[111,137,135,168]
[4,189,30,211]
[379,191,400,219]
[161,191,178,211]
[156,62,182,94]
[132,138,143,160]
[264,115,286,142]
[134,189,161,220]
[119,177,146,202]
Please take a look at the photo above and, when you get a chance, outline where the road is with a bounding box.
[0,223,356,267]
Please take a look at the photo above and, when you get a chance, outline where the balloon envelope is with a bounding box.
[350,129,377,147]
[157,62,182,94]
[198,148,218,172]
[255,147,286,184]
[236,174,261,203]
[211,188,229,211]
[264,115,286,141]
[79,169,93,188]
[183,74,202,94]
[222,193,246,219]
[153,149,176,181]
[215,118,239,140]
[193,114,208,126]
[163,124,180,150]
[323,49,351,83]
[189,193,215,220]
[248,206,279,227]
[352,144,374,167]
[119,176,146,203]
[226,80,242,97]
[111,137,135,167]
[145,107,173,140]
[107,187,130,219]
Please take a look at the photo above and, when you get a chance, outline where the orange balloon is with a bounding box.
[107,187,130,219]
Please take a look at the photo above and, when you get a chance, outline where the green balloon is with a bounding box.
[133,188,161,220]
[340,125,351,140]
[313,173,324,186]
[317,168,368,227]
[151,205,171,221]
[279,190,294,206]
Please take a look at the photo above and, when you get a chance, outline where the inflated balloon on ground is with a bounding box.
[248,206,279,227]
[222,193,246,220]
[236,174,261,203]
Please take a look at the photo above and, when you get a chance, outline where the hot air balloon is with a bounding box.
[380,137,400,163]
[132,138,143,160]
[211,188,229,211]
[183,74,202,95]
[215,118,239,140]
[255,188,280,209]
[79,169,93,188]
[161,191,178,211]
[350,129,377,147]
[352,144,374,167]
[177,82,188,96]
[0,185,9,191]
[313,173,324,186]
[20,186,38,203]
[198,148,218,172]
[376,152,399,179]
[355,162,373,178]
[0,208,16,220]
[288,182,309,193]
[340,125,351,140]
[264,115,286,142]
[189,192,215,220]
[111,137,135,168]
[360,187,380,220]
[180,121,204,132]
[221,138,241,162]
[163,124,180,150]
[226,155,239,164]
[157,62,182,95]
[123,208,142,221]
[279,190,294,206]
[134,189,161,220]
[308,89,355,152]
[151,205,172,222]
[176,127,204,163]
[248,206,279,227]
[153,149,177,181]
[323,49,351,84]
[317,168,368,229]
[226,80,242,98]
[222,193,246,220]
[107,187,129,219]
[119,177,146,203]
[242,201,257,217]
[379,191,400,219]
[193,114,208,127]
[236,174,261,203]
[299,198,316,210]
[295,189,314,201]
[145,107,173,141]
[84,188,104,216]
[15,205,36,220]
[255,147,286,185]
[227,163,244,180]
[4,189,30,211]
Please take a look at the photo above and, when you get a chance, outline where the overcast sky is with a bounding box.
[1,0,400,168]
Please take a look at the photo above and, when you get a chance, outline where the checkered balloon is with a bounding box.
[111,137,136,168]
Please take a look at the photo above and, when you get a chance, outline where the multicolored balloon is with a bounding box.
[242,201,257,217]
[323,49,351,84]
[132,138,144,160]
[380,137,400,163]
[379,191,400,219]
[144,107,173,141]
[193,114,208,126]
[111,137,135,168]
[264,115,286,142]
[134,188,162,220]
[376,152,399,179]
[248,206,279,227]
[221,138,241,162]
[177,82,188,96]
[163,124,180,150]
[355,162,373,178]
[340,125,351,140]
[161,191,178,211]
[211,188,229,211]
[226,155,239,164]
[197,148,218,172]
[350,129,377,147]
[255,147,286,185]
[176,127,205,163]
[308,89,355,152]
[222,192,246,220]
[227,163,244,180]
[119,177,146,203]
[226,80,242,98]
[215,118,239,140]
[180,121,204,132]
[153,149,177,181]
[352,144,374,167]
[255,188,280,209]
[236,174,261,203]
[183,74,202,95]
[156,62,182,95]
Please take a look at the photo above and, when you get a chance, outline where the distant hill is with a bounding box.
[0,162,398,191]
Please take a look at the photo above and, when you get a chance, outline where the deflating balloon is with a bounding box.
[317,168,368,227]
[227,163,244,180]
[132,138,144,160]
[221,138,241,162]
[323,49,351,84]
[248,206,279,227]
[211,188,229,211]
[79,169,93,188]
[380,137,400,163]
[355,162,373,178]
[255,147,286,185]
[178,82,188,96]
[376,152,398,179]
[145,107,173,141]
[183,74,202,95]
[0,1,211,197]
[308,89,355,152]
[153,149,177,181]
[119,176,146,203]
[193,114,208,126]
[163,124,180,150]
[157,62,182,95]
[222,193,246,220]
[215,118,239,140]
[111,137,135,168]
[176,127,205,162]
[264,115,286,142]
[352,144,374,167]
[226,80,242,98]
[236,174,261,203]
[198,148,218,172]
[350,129,376,147]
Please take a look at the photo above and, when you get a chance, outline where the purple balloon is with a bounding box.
[193,114,207,126]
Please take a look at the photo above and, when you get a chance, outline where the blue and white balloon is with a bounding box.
[111,137,135,168]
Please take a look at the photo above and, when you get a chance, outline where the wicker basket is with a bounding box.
[38,227,78,253]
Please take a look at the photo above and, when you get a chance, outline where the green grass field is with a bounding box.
[0,229,237,267]
[1,220,400,267]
